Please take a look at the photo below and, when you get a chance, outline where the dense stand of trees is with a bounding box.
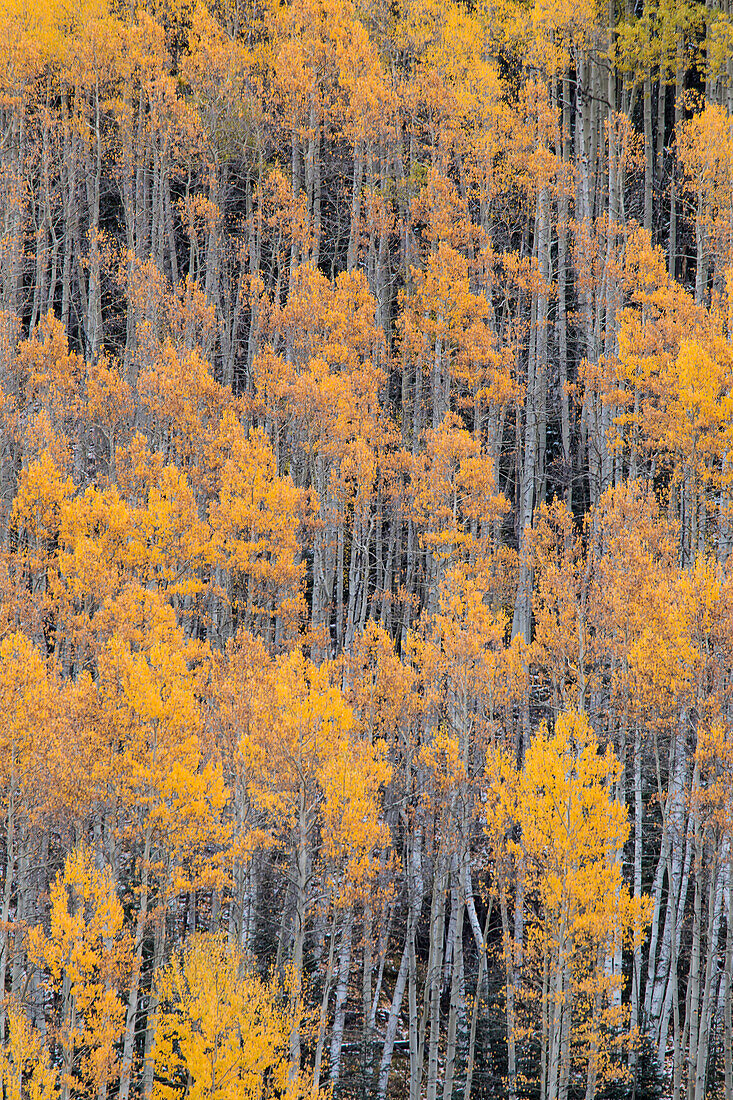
[1,0,733,1096]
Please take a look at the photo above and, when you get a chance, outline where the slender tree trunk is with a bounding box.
[500,878,518,1100]
[724,853,732,1100]
[644,72,654,233]
[443,874,465,1100]
[289,783,310,1079]
[329,907,354,1088]
[313,900,337,1095]
[378,826,424,1100]
[119,820,154,1100]
[424,847,449,1100]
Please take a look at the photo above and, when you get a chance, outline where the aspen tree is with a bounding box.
[239,650,388,1077]
[0,632,62,1039]
[489,711,651,1100]
[0,1005,57,1100]
[28,846,131,1100]
[152,934,317,1100]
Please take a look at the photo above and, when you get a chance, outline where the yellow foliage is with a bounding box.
[209,416,307,637]
[409,413,508,559]
[28,846,130,1098]
[153,934,318,1100]
[0,1005,58,1100]
[0,631,61,821]
[516,711,632,938]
